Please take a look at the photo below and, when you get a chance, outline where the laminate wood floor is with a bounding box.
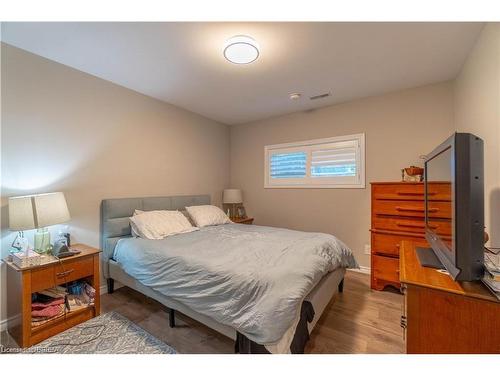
[99,270,404,354]
[0,271,404,353]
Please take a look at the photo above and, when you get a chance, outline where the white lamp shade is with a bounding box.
[8,196,36,231]
[223,189,243,204]
[9,192,70,231]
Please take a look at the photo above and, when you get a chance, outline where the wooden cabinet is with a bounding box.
[370,182,451,291]
[6,244,101,348]
[400,240,500,353]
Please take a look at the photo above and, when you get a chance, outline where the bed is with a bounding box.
[101,195,357,353]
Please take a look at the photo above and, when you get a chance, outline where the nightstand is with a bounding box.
[6,244,101,348]
[231,217,254,225]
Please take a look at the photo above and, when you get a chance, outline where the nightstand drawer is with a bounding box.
[54,256,94,284]
[31,266,56,293]
[30,256,94,292]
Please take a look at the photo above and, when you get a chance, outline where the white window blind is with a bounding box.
[264,134,365,188]
[270,151,307,179]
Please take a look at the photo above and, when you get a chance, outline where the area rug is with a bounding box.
[31,311,176,354]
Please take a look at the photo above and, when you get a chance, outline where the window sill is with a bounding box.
[264,184,366,189]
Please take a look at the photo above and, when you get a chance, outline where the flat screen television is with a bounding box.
[419,132,484,281]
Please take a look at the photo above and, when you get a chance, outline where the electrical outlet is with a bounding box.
[364,244,371,254]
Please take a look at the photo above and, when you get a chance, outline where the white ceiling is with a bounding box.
[1,22,483,125]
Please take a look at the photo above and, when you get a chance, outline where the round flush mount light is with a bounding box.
[289,93,302,100]
[224,35,259,64]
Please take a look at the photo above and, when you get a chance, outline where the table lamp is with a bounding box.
[223,189,243,219]
[9,192,71,254]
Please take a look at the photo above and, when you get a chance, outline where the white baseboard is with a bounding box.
[0,314,20,332]
[99,281,123,296]
[348,266,371,275]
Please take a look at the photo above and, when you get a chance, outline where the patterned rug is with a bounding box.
[32,312,176,354]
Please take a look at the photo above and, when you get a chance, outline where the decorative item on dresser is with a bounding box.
[400,240,500,353]
[6,244,101,348]
[370,182,451,291]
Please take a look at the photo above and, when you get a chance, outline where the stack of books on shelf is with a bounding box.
[482,251,500,301]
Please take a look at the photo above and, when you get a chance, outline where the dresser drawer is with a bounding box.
[371,231,425,257]
[372,183,451,201]
[372,216,452,236]
[372,200,451,219]
[372,255,400,284]
[54,256,94,284]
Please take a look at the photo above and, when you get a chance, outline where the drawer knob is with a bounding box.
[56,269,74,278]
[396,206,439,213]
[396,222,438,229]
[397,191,436,196]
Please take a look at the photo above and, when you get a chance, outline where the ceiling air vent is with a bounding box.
[309,92,331,100]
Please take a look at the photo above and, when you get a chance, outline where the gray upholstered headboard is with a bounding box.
[100,194,210,278]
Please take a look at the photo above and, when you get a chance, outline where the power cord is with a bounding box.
[46,323,106,348]
[54,255,70,322]
[48,255,105,349]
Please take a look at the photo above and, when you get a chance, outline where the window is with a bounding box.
[264,133,365,188]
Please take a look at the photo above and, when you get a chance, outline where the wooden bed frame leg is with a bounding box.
[169,309,176,328]
[107,278,115,294]
[338,278,344,293]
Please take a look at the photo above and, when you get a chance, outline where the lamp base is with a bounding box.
[34,228,51,254]
[11,231,29,254]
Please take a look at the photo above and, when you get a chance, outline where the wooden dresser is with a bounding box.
[400,240,500,353]
[370,182,451,291]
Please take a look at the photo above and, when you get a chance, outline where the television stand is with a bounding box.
[416,247,444,269]
[400,240,500,353]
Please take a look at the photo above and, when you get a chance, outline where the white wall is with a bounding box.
[0,44,230,326]
[230,82,455,268]
[454,23,500,247]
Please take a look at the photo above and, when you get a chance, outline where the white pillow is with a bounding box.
[130,209,144,237]
[185,205,232,228]
[129,210,197,240]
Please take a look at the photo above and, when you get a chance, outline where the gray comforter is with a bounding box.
[113,223,357,345]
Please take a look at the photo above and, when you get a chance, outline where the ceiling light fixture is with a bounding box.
[224,35,259,64]
[289,93,302,100]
